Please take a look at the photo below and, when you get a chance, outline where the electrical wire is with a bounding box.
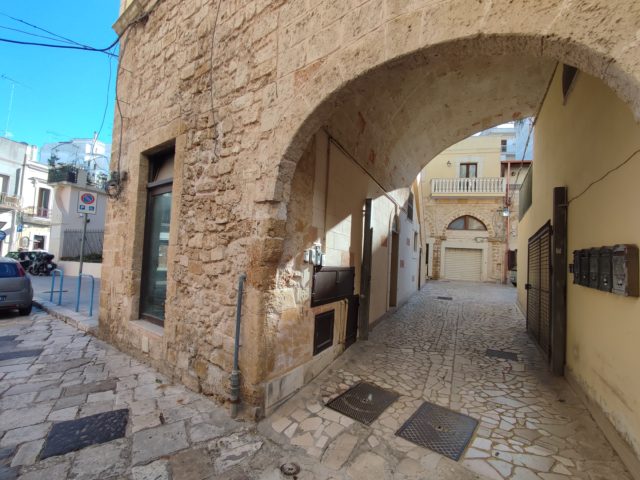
[0,36,120,55]
[209,0,222,162]
[0,11,89,48]
[0,24,78,45]
[95,46,115,146]
[567,147,640,204]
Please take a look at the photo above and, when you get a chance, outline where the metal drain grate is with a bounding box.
[437,296,453,300]
[0,349,43,361]
[396,401,478,461]
[40,409,129,459]
[486,349,518,361]
[326,382,399,425]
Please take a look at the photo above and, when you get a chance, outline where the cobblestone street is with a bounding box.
[262,281,632,480]
[0,282,633,479]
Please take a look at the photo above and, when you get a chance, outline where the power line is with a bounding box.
[0,36,120,56]
[0,24,79,45]
[0,12,89,48]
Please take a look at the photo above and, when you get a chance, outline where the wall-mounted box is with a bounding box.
[578,250,590,286]
[612,244,639,297]
[597,247,613,292]
[588,248,599,289]
[572,250,581,284]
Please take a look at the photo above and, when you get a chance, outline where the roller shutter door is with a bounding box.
[444,248,482,281]
[526,222,552,360]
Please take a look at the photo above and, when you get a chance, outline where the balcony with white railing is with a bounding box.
[431,177,506,196]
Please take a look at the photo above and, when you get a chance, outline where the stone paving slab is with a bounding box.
[259,281,634,480]
[0,282,634,479]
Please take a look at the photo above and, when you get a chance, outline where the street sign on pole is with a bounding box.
[0,231,6,242]
[77,191,98,215]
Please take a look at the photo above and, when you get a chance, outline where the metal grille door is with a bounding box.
[526,222,552,359]
[444,248,482,281]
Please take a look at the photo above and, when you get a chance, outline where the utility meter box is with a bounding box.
[579,250,590,286]
[612,244,639,297]
[572,250,581,284]
[588,248,600,289]
[597,247,613,292]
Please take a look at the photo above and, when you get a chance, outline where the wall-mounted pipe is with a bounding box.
[230,272,246,418]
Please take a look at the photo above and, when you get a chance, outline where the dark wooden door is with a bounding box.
[526,221,552,359]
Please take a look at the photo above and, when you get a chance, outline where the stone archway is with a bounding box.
[254,1,640,404]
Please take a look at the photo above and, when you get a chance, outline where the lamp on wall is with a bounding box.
[446,160,452,167]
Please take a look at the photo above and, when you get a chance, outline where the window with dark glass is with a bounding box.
[459,163,477,178]
[36,188,50,217]
[140,147,174,325]
[448,215,487,231]
[407,192,414,221]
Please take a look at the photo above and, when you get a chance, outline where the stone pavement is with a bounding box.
[0,282,633,479]
[261,281,633,480]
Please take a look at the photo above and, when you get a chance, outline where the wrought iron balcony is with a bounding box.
[48,165,78,184]
[431,177,506,196]
[0,192,21,212]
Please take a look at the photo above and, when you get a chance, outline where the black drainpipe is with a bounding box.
[230,273,246,418]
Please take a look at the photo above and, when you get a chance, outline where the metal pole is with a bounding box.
[76,213,88,312]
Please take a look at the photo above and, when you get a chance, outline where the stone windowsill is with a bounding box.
[131,319,164,337]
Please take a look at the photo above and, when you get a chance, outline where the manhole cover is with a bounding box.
[396,401,478,461]
[40,409,129,459]
[280,462,301,476]
[485,349,518,361]
[326,382,399,425]
[437,296,453,300]
[0,348,42,361]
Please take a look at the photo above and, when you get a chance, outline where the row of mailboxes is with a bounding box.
[572,245,639,296]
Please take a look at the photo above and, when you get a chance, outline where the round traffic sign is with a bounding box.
[80,193,96,204]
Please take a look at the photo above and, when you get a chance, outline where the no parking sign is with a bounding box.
[77,191,98,215]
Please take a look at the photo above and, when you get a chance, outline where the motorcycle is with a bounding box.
[27,252,57,276]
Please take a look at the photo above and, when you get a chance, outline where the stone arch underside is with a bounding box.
[254,0,640,396]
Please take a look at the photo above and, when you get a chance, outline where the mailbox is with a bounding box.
[588,248,599,289]
[612,244,639,297]
[597,247,613,292]
[579,250,590,286]
[572,250,581,284]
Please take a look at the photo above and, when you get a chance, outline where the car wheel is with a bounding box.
[19,304,32,316]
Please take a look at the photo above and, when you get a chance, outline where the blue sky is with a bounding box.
[0,1,119,151]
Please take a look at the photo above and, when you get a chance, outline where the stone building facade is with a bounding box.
[419,127,531,283]
[102,2,640,466]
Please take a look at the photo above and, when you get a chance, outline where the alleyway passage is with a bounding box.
[261,281,632,479]
[0,283,633,479]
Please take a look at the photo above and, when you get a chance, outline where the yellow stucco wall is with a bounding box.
[517,67,640,457]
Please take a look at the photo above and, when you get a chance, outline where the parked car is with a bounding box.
[0,257,33,315]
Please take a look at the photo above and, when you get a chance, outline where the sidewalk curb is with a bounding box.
[33,299,99,335]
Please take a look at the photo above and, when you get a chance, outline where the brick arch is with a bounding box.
[439,212,497,238]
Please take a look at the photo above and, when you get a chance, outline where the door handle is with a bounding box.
[525,283,532,290]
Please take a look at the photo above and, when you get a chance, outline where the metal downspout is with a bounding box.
[230,273,246,418]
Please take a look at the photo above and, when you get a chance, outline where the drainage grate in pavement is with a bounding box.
[486,349,518,361]
[396,401,478,461]
[437,296,453,300]
[40,409,129,459]
[0,349,43,361]
[326,382,399,425]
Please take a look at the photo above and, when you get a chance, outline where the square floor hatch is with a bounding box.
[326,382,398,425]
[396,401,478,461]
[486,348,518,361]
[40,409,129,459]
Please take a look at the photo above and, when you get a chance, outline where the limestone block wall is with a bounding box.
[103,0,640,411]
[421,199,506,282]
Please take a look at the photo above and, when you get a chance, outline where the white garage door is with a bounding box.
[444,248,482,281]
